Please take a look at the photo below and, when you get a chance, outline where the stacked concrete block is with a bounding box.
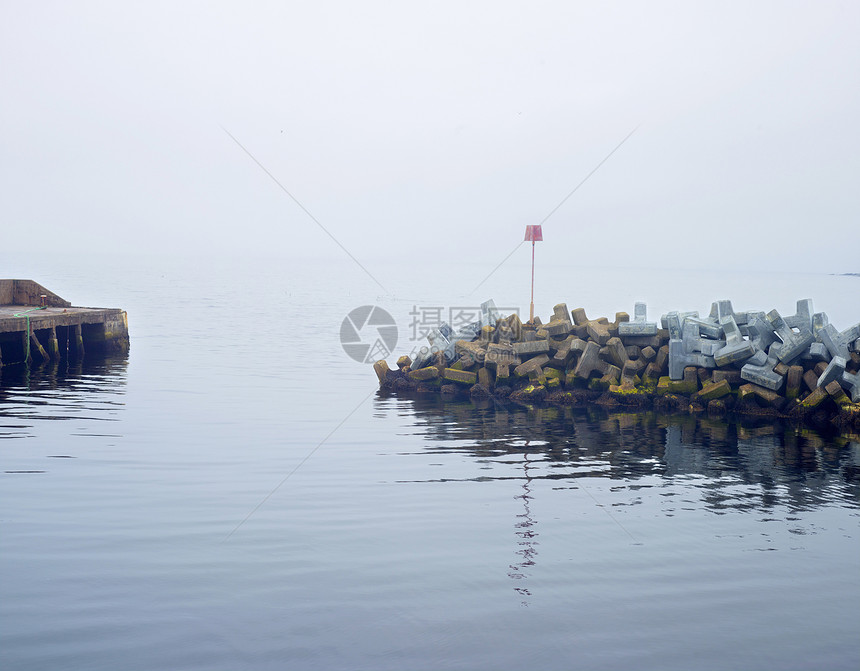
[375,297,860,432]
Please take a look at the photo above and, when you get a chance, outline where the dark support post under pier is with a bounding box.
[46,327,60,361]
[29,329,49,364]
[72,324,85,359]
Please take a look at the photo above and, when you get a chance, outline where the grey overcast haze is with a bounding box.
[2,1,858,278]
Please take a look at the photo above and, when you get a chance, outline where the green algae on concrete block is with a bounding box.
[408,366,440,382]
[801,387,828,408]
[443,368,477,385]
[694,379,731,402]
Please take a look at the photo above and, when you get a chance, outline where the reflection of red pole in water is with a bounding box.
[524,225,543,323]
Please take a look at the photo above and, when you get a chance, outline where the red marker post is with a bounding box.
[524,225,543,323]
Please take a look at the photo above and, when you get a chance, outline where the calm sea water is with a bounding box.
[1,254,858,671]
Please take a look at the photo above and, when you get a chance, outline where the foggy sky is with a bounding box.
[2,1,858,276]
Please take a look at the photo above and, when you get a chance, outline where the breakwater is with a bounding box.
[374,299,860,434]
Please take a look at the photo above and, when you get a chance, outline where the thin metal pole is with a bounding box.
[529,240,535,323]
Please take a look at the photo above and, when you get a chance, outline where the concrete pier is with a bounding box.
[0,280,129,367]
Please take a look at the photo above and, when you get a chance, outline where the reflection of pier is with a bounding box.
[376,392,860,513]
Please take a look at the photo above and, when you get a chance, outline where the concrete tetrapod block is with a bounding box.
[783,299,814,331]
[841,370,860,403]
[820,323,860,360]
[603,337,629,368]
[714,315,756,367]
[443,368,478,385]
[618,302,658,336]
[817,356,847,389]
[480,299,501,328]
[812,312,830,340]
[824,380,852,408]
[707,299,751,326]
[739,383,785,410]
[686,317,722,340]
[786,365,803,400]
[373,360,391,384]
[668,338,716,380]
[513,340,551,358]
[712,369,743,387]
[553,303,570,323]
[801,387,828,408]
[514,354,550,377]
[586,320,612,345]
[681,321,723,356]
[740,353,784,392]
[694,378,732,402]
[743,313,778,354]
[661,311,699,338]
[767,309,814,364]
[545,319,571,337]
[800,342,830,363]
[485,343,518,369]
[573,341,612,379]
[408,366,440,381]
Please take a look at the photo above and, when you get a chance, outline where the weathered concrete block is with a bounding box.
[802,369,819,393]
[603,337,629,368]
[485,343,517,369]
[668,338,716,380]
[655,345,669,372]
[800,342,830,363]
[694,378,731,402]
[622,358,646,377]
[643,362,662,381]
[767,309,814,364]
[480,299,501,328]
[408,366,439,381]
[545,319,571,337]
[739,383,784,409]
[640,345,656,362]
[515,354,550,377]
[820,323,860,360]
[783,299,814,331]
[512,340,550,358]
[786,365,803,400]
[443,368,477,385]
[707,299,752,325]
[455,339,486,363]
[824,380,851,407]
[841,370,860,403]
[618,302,658,336]
[682,321,722,356]
[812,312,830,340]
[573,341,611,379]
[740,353,784,392]
[800,387,828,408]
[817,355,846,389]
[686,316,722,340]
[661,311,699,339]
[668,367,699,395]
[714,315,755,367]
[743,313,778,353]
[373,360,391,384]
[711,369,740,386]
[586,320,612,345]
[397,355,413,369]
[553,303,570,323]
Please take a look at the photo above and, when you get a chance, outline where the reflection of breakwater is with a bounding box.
[379,392,860,512]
